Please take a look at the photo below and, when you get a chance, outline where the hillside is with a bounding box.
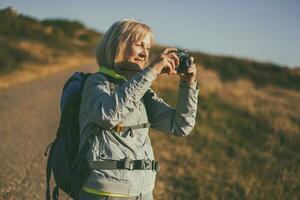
[192,51,300,91]
[1,7,299,92]
[0,7,101,74]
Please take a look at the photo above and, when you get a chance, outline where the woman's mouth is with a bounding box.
[134,58,144,63]
[134,59,145,67]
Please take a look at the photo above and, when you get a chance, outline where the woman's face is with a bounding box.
[125,33,152,69]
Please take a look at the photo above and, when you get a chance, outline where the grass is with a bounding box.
[191,51,300,91]
[151,71,300,200]
[0,7,101,74]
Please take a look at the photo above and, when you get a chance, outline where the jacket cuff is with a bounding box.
[179,80,199,90]
[142,67,157,82]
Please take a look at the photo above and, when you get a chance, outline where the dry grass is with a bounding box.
[194,64,300,142]
[150,64,300,199]
[16,40,54,61]
[0,54,94,90]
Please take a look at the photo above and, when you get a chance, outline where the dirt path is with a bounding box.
[0,63,97,200]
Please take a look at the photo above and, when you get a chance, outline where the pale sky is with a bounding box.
[1,0,299,67]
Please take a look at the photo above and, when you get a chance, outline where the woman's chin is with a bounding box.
[137,63,145,69]
[131,62,145,70]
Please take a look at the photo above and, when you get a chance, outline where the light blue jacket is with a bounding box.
[79,67,199,197]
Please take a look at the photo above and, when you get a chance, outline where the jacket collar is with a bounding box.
[98,66,127,81]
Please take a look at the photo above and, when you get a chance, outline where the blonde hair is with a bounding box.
[95,19,153,71]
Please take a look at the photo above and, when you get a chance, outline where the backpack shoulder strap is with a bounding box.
[142,89,152,123]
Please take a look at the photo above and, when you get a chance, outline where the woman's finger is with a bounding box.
[165,58,175,75]
[190,56,195,64]
[168,53,180,66]
[186,64,196,73]
[167,57,176,73]
[163,47,177,54]
[164,61,173,75]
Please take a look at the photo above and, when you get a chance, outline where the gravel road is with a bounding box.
[0,63,97,200]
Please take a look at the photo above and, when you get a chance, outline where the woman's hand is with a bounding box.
[148,48,179,76]
[180,57,197,84]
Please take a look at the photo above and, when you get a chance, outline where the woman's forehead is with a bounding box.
[133,33,153,45]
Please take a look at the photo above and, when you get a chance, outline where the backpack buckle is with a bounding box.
[152,161,160,172]
[143,160,152,170]
[123,158,134,170]
[114,123,124,133]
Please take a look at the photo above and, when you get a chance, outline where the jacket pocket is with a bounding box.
[96,132,127,160]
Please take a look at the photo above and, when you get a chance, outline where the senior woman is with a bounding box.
[78,19,199,200]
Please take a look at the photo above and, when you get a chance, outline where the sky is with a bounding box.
[1,0,299,68]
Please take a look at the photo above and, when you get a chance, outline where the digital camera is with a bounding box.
[175,49,192,75]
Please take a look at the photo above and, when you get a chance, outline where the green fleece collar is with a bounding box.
[98,66,127,81]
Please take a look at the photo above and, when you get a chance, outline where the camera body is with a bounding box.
[175,49,192,75]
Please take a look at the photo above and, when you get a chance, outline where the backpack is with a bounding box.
[45,72,94,200]
[45,71,153,200]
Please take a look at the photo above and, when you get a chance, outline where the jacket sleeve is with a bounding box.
[81,67,157,129]
[146,81,199,136]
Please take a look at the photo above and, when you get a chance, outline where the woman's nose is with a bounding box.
[139,51,147,59]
